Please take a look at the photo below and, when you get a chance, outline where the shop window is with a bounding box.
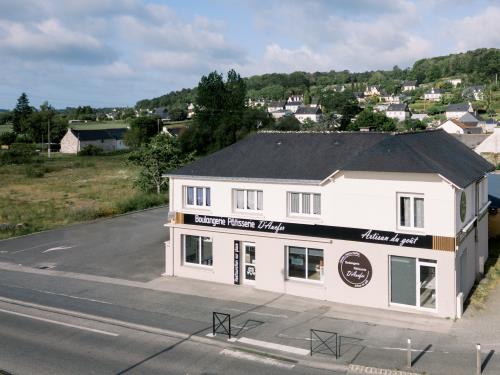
[288,192,321,216]
[234,189,263,212]
[184,235,212,266]
[390,256,436,309]
[287,246,323,281]
[185,186,211,208]
[398,194,424,229]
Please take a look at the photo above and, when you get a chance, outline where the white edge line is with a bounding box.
[237,337,309,356]
[0,308,119,337]
[220,349,295,369]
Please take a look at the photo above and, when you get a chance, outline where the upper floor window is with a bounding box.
[289,192,321,216]
[234,189,263,211]
[185,186,210,208]
[398,194,424,229]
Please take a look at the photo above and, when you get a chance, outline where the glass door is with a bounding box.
[418,261,436,309]
[244,243,256,282]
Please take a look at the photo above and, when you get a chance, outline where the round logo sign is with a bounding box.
[338,251,372,288]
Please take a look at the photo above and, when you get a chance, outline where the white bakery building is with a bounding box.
[165,130,494,319]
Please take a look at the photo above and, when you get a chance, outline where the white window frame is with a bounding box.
[184,186,211,208]
[233,189,263,212]
[286,246,324,283]
[397,193,424,231]
[288,192,321,217]
[183,235,213,268]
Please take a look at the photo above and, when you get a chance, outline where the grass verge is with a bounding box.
[469,237,500,309]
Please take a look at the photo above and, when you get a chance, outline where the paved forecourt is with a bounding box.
[0,207,169,282]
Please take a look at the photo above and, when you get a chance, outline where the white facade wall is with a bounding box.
[60,131,79,154]
[446,111,468,120]
[295,113,321,123]
[439,120,465,134]
[386,110,409,122]
[166,171,490,319]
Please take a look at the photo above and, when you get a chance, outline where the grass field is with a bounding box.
[0,153,167,240]
[69,120,129,130]
[0,124,13,134]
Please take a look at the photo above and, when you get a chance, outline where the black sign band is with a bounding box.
[182,213,433,249]
[234,241,241,285]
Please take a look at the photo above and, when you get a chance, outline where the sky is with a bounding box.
[0,0,499,109]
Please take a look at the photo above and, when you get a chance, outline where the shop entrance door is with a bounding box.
[243,243,256,283]
[417,260,437,309]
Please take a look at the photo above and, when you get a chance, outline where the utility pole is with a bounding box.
[157,118,160,134]
[47,119,51,159]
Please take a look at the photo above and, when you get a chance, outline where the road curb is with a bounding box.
[348,364,423,375]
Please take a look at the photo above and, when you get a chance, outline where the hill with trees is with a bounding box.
[136,48,499,110]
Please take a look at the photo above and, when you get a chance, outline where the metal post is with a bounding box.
[47,119,51,159]
[310,330,313,356]
[476,343,481,375]
[228,314,231,339]
[213,313,216,337]
[407,338,412,368]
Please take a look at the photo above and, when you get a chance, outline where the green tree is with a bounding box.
[273,115,301,131]
[128,134,194,195]
[319,90,361,129]
[124,116,160,148]
[12,93,33,134]
[401,119,427,131]
[181,69,249,154]
[350,109,396,131]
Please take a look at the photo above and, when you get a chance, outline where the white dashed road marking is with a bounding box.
[42,246,75,253]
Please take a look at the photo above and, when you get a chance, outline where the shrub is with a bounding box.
[0,131,16,146]
[79,144,103,156]
[24,164,46,178]
[0,143,38,165]
[114,193,168,213]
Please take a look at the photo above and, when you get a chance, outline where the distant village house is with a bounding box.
[60,128,128,154]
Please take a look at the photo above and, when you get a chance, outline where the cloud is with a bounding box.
[0,19,114,64]
[447,6,500,52]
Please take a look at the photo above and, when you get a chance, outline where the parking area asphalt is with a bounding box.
[0,207,169,282]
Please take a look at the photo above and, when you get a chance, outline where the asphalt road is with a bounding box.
[0,299,337,375]
[0,207,169,282]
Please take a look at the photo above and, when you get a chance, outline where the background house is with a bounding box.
[294,106,322,123]
[448,78,462,87]
[438,118,482,134]
[385,103,410,122]
[446,102,473,119]
[267,100,286,113]
[285,100,303,113]
[60,128,128,154]
[424,88,443,101]
[401,80,417,91]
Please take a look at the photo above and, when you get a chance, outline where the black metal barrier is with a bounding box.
[213,312,231,339]
[310,329,338,358]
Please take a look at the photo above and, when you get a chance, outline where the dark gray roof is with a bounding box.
[459,112,481,124]
[426,88,443,94]
[295,106,322,115]
[387,103,408,111]
[286,101,303,106]
[452,134,490,149]
[403,80,416,86]
[447,102,470,112]
[170,130,494,188]
[268,101,286,108]
[71,128,127,141]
